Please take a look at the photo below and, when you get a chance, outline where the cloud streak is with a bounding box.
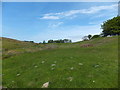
[40,4,117,20]
[48,22,63,28]
[40,15,60,19]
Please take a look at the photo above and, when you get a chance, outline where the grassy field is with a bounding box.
[2,36,118,88]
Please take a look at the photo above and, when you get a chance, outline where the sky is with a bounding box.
[2,2,118,42]
[2,0,119,2]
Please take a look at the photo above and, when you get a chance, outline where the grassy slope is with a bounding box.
[2,37,45,59]
[2,36,118,88]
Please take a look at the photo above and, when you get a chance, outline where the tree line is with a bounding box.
[24,39,72,44]
[44,39,72,44]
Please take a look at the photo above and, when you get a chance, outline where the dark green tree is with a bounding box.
[63,39,71,43]
[82,36,89,41]
[101,16,120,36]
[43,40,46,44]
[48,40,54,43]
[88,34,92,40]
[69,40,72,43]
[91,35,100,39]
[47,39,72,43]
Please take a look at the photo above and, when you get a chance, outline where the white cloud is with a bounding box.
[80,4,117,14]
[48,22,63,28]
[40,4,117,20]
[40,15,60,19]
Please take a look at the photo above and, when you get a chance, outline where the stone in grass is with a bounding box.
[67,77,73,82]
[12,81,15,83]
[70,57,73,59]
[88,74,93,78]
[93,64,100,68]
[16,73,20,76]
[78,63,83,66]
[70,67,74,70]
[51,64,56,67]
[54,61,57,63]
[41,61,45,64]
[51,68,55,70]
[41,82,49,88]
[34,65,38,68]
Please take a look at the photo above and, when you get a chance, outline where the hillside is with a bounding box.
[2,37,45,59]
[2,36,118,88]
[2,36,118,59]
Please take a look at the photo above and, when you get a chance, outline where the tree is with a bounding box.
[91,35,100,39]
[99,32,104,37]
[63,39,72,43]
[43,40,46,44]
[59,39,64,43]
[47,39,72,43]
[82,36,89,41]
[54,40,60,43]
[29,41,34,43]
[101,16,120,36]
[88,34,92,40]
[69,40,72,43]
[24,41,34,43]
[48,40,54,43]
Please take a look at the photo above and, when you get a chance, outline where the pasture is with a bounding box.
[2,36,118,88]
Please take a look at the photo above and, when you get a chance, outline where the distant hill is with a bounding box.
[2,37,39,50]
[1,36,118,59]
[2,37,43,59]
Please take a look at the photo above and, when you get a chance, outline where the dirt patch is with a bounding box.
[80,44,94,47]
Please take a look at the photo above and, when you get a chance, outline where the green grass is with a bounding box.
[2,36,118,88]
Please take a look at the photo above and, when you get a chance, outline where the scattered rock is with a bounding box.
[51,64,56,67]
[41,82,49,88]
[70,67,74,70]
[16,73,20,76]
[54,61,57,63]
[78,63,83,65]
[70,57,73,59]
[41,61,45,64]
[12,81,15,83]
[94,64,100,68]
[51,68,55,70]
[88,74,93,78]
[67,77,73,82]
[34,65,38,68]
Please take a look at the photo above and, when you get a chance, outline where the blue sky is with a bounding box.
[2,2,118,42]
